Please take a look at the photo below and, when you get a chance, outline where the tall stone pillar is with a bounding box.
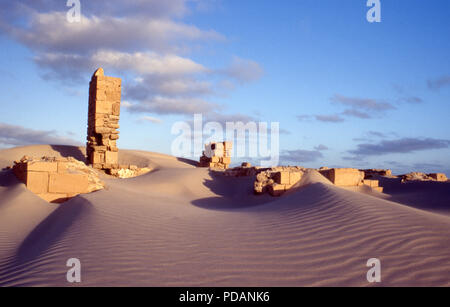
[87,68,121,171]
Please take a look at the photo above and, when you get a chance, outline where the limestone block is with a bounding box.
[211,149,224,157]
[27,161,58,172]
[92,152,105,164]
[363,179,379,187]
[95,100,113,114]
[289,172,302,185]
[428,173,448,182]
[321,168,364,186]
[93,145,107,152]
[26,172,49,194]
[58,161,69,173]
[211,156,220,163]
[221,157,231,164]
[112,103,120,116]
[274,171,290,185]
[49,173,89,194]
[96,90,107,101]
[223,141,232,150]
[95,126,112,134]
[269,184,285,196]
[105,151,119,164]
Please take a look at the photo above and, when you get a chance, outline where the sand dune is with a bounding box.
[0,145,449,286]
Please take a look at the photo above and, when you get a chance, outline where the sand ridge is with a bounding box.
[0,145,449,286]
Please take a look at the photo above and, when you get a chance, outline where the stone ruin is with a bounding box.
[362,169,392,178]
[319,168,383,192]
[401,172,448,182]
[13,156,104,203]
[86,68,150,178]
[199,141,232,169]
[86,68,121,173]
[9,68,152,203]
[254,167,305,196]
[222,165,386,196]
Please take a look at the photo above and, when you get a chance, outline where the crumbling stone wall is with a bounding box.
[87,68,121,172]
[401,172,448,182]
[361,168,392,178]
[13,156,104,203]
[320,168,383,192]
[319,168,364,187]
[254,167,305,196]
[199,141,232,169]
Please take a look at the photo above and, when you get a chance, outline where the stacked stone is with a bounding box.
[87,68,121,172]
[254,167,305,196]
[12,156,104,203]
[361,168,392,178]
[198,141,232,169]
[320,168,383,192]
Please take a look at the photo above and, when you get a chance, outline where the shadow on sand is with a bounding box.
[176,157,199,167]
[14,197,93,265]
[0,169,21,188]
[378,176,450,213]
[50,145,86,163]
[191,170,273,211]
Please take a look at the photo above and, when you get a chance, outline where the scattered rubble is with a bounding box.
[361,168,392,178]
[108,165,151,178]
[401,172,448,182]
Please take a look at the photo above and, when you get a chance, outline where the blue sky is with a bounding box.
[0,0,449,175]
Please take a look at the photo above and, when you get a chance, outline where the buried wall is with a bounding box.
[319,168,383,192]
[13,157,104,203]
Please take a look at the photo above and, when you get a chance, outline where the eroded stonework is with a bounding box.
[13,156,104,203]
[199,141,232,169]
[86,68,121,171]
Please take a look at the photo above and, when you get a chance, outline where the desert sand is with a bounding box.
[0,145,449,286]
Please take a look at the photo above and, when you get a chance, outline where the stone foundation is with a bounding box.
[401,172,448,182]
[13,156,104,203]
[253,166,305,196]
[319,168,365,186]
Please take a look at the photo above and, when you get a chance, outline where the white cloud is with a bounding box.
[0,1,264,120]
[8,11,224,54]
[127,96,219,115]
[222,56,264,83]
[91,50,207,76]
[0,122,80,147]
[138,116,163,124]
